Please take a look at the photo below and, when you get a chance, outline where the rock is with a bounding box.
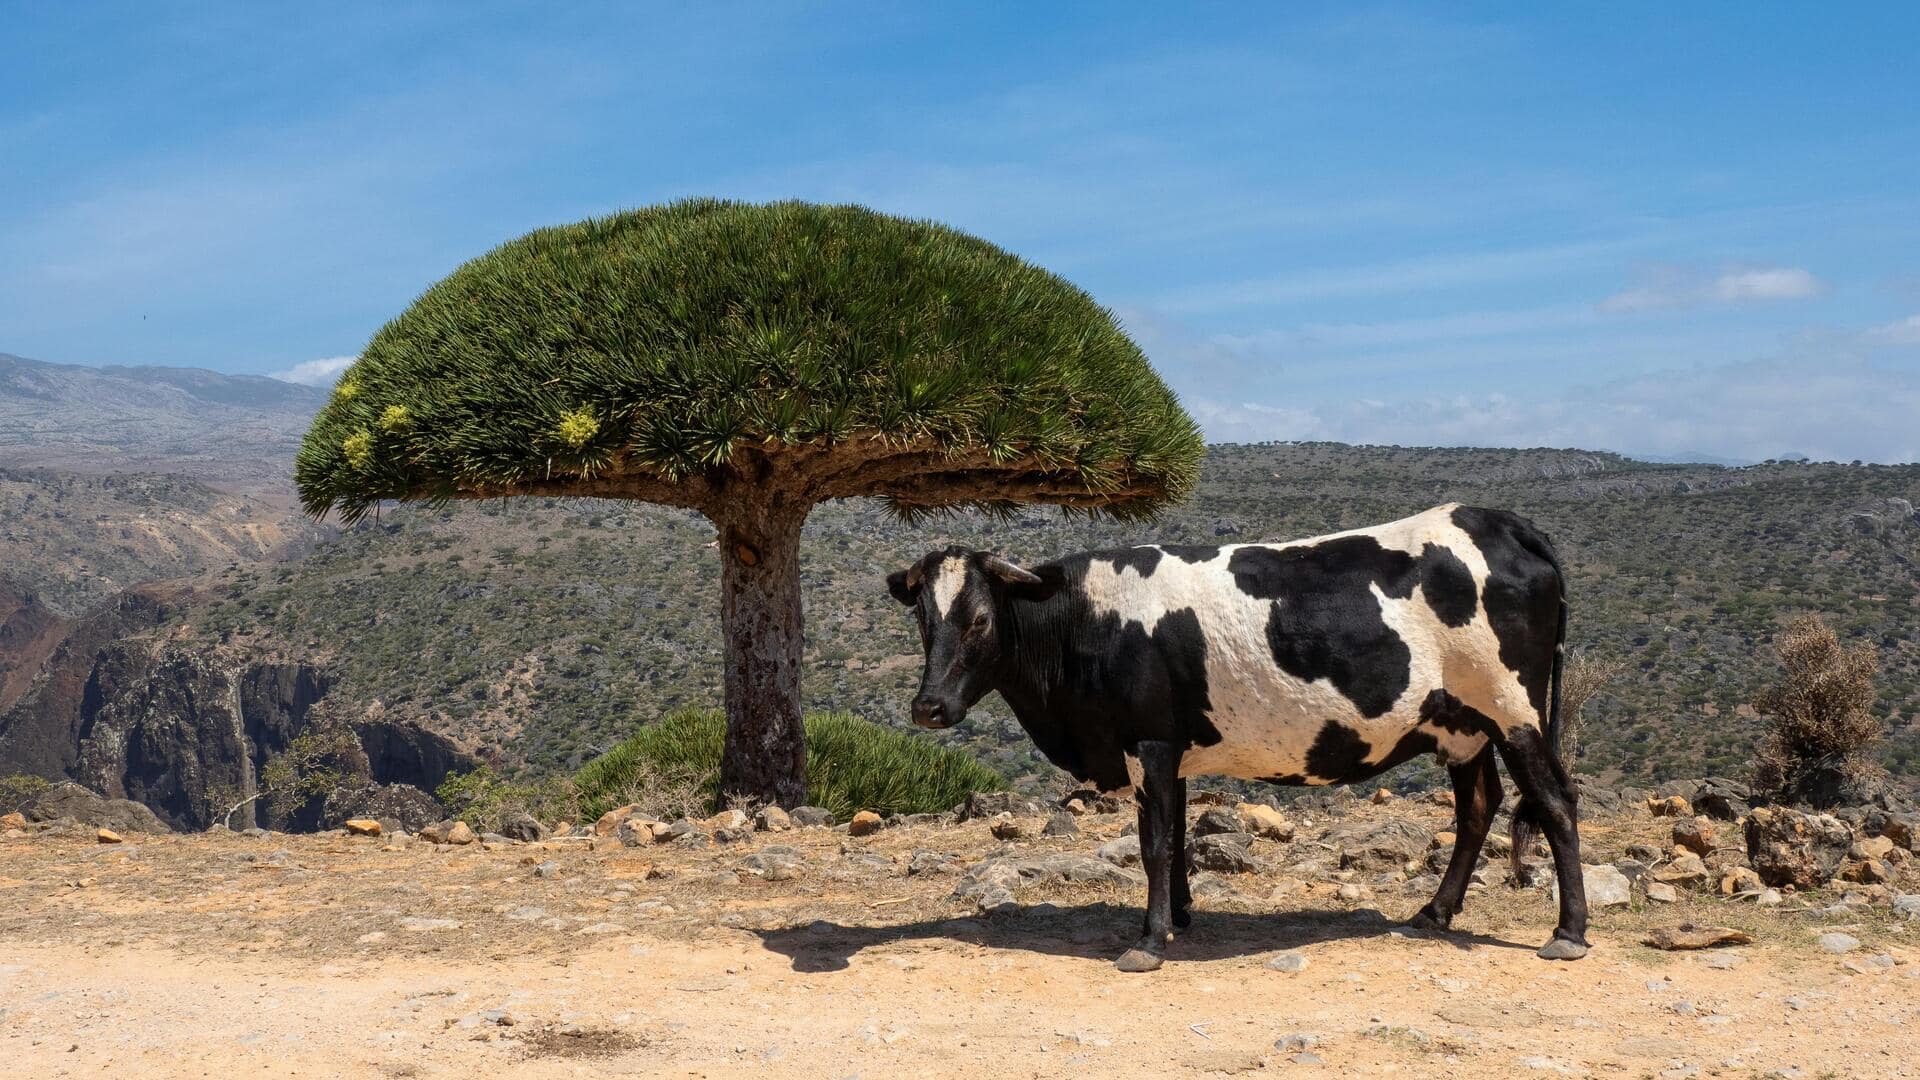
[1041,812,1078,838]
[1645,882,1680,903]
[498,812,547,842]
[444,821,476,845]
[1648,795,1692,818]
[615,817,657,848]
[658,818,699,843]
[754,806,792,832]
[739,846,804,881]
[706,808,750,833]
[1644,924,1751,950]
[1265,952,1309,973]
[1190,807,1243,837]
[1861,809,1916,850]
[986,813,1027,841]
[1626,842,1664,864]
[1096,835,1141,867]
[789,806,835,828]
[1556,864,1631,908]
[1892,893,1920,921]
[1189,832,1258,874]
[397,916,462,931]
[0,812,26,830]
[1842,858,1892,884]
[593,804,639,835]
[1325,819,1428,872]
[1756,887,1783,906]
[1336,882,1371,902]
[343,818,382,837]
[906,850,961,876]
[1236,803,1295,841]
[1672,816,1716,856]
[950,854,1145,902]
[1845,953,1896,974]
[956,791,1041,821]
[95,827,122,844]
[1371,788,1394,804]
[1693,777,1752,821]
[713,825,752,844]
[23,782,166,834]
[1652,853,1711,889]
[1744,807,1853,888]
[1719,867,1764,896]
[1852,835,1897,861]
[1817,932,1860,954]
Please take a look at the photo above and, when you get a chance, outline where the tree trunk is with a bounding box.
[713,501,809,808]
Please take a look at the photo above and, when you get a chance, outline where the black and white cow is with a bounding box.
[888,504,1586,972]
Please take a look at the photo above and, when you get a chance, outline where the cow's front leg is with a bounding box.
[1118,741,1181,972]
[1169,774,1192,929]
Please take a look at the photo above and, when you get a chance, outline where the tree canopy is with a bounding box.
[296,199,1203,523]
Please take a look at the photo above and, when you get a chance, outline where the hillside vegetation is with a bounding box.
[161,443,1919,790]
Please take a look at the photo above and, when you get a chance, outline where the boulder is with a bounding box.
[1647,795,1692,818]
[1693,778,1751,822]
[343,819,382,837]
[498,812,548,843]
[987,813,1028,841]
[1672,816,1716,856]
[1041,812,1079,838]
[1651,853,1711,890]
[614,817,657,848]
[1555,864,1631,908]
[738,846,803,881]
[22,782,166,834]
[1097,835,1141,867]
[754,805,792,832]
[96,827,122,844]
[1744,807,1853,888]
[594,804,640,836]
[848,810,883,837]
[1190,807,1243,837]
[789,806,836,828]
[1189,832,1259,874]
[1325,819,1428,872]
[950,854,1144,902]
[1719,867,1764,896]
[1236,803,1296,842]
[1861,809,1916,851]
[0,811,26,830]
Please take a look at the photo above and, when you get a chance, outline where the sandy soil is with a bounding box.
[3,801,1915,1078]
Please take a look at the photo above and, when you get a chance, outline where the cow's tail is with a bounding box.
[1510,529,1570,880]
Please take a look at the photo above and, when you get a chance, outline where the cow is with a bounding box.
[887,503,1586,972]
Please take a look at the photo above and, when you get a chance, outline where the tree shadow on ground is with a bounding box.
[752,902,1535,973]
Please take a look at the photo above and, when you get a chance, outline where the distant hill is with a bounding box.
[0,352,324,498]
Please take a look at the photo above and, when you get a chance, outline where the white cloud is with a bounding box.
[1599,263,1825,313]
[1181,358,1919,464]
[1864,314,1920,346]
[271,356,355,386]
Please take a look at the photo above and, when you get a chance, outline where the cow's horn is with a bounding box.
[982,555,1042,586]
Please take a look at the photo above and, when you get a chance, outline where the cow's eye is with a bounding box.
[970,610,990,630]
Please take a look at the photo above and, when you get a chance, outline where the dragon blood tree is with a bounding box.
[295,200,1203,807]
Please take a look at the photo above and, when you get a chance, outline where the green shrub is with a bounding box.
[574,708,1006,821]
[436,765,582,832]
[0,774,52,812]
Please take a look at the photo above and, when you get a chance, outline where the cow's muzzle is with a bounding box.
[911,695,960,729]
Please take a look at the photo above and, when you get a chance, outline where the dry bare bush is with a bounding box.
[1751,614,1884,807]
[1558,651,1626,764]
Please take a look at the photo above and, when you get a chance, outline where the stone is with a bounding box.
[1861,808,1916,850]
[499,813,547,842]
[594,804,640,836]
[1096,835,1141,867]
[1648,795,1692,818]
[0,812,26,830]
[1672,816,1716,856]
[754,805,792,832]
[1371,787,1394,804]
[1042,812,1079,838]
[986,813,1027,841]
[615,817,657,848]
[397,916,462,931]
[1645,882,1680,903]
[532,860,561,878]
[1817,932,1860,954]
[23,782,166,834]
[906,850,961,876]
[1644,925,1752,950]
[445,821,476,845]
[789,806,835,828]
[1745,807,1853,888]
[1189,832,1258,874]
[706,808,750,832]
[1845,953,1897,974]
[949,854,1144,902]
[1325,819,1428,872]
[713,825,752,844]
[96,828,122,844]
[1555,864,1631,908]
[1652,853,1710,889]
[1842,858,1892,884]
[343,819,382,837]
[1236,803,1295,841]
[740,846,804,881]
[1190,807,1243,837]
[1336,883,1372,902]
[1265,952,1309,973]
[1626,841,1664,864]
[1720,867,1764,896]
[1892,893,1920,921]
[1853,835,1896,860]
[1693,777,1752,821]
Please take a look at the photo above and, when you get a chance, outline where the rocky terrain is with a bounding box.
[4,783,1917,1077]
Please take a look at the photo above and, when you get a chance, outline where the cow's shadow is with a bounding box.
[752,902,1533,973]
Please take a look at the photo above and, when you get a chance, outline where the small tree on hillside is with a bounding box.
[1751,614,1884,808]
[220,720,361,829]
[296,200,1203,807]
[1557,651,1625,765]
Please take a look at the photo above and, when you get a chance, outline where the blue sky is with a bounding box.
[4,3,1918,461]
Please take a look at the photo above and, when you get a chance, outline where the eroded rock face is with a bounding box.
[21,780,166,833]
[1745,807,1853,888]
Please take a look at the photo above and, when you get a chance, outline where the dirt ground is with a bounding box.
[3,799,1915,1079]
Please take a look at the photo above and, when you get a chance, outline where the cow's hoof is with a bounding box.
[1537,936,1589,961]
[1115,948,1165,973]
[1405,908,1450,932]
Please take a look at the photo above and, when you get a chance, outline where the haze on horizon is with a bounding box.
[3,4,1917,464]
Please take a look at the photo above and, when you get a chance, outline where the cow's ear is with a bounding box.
[886,567,922,606]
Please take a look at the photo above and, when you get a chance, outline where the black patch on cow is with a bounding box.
[1418,688,1499,739]
[1450,507,1563,721]
[1304,721,1372,781]
[1097,547,1163,577]
[1153,607,1223,748]
[1163,545,1220,564]
[1417,543,1478,627]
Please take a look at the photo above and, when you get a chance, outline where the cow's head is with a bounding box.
[887,547,1054,729]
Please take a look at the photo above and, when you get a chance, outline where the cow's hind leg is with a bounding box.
[1117,741,1182,972]
[1409,745,1501,931]
[1170,774,1192,929]
[1495,725,1589,960]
